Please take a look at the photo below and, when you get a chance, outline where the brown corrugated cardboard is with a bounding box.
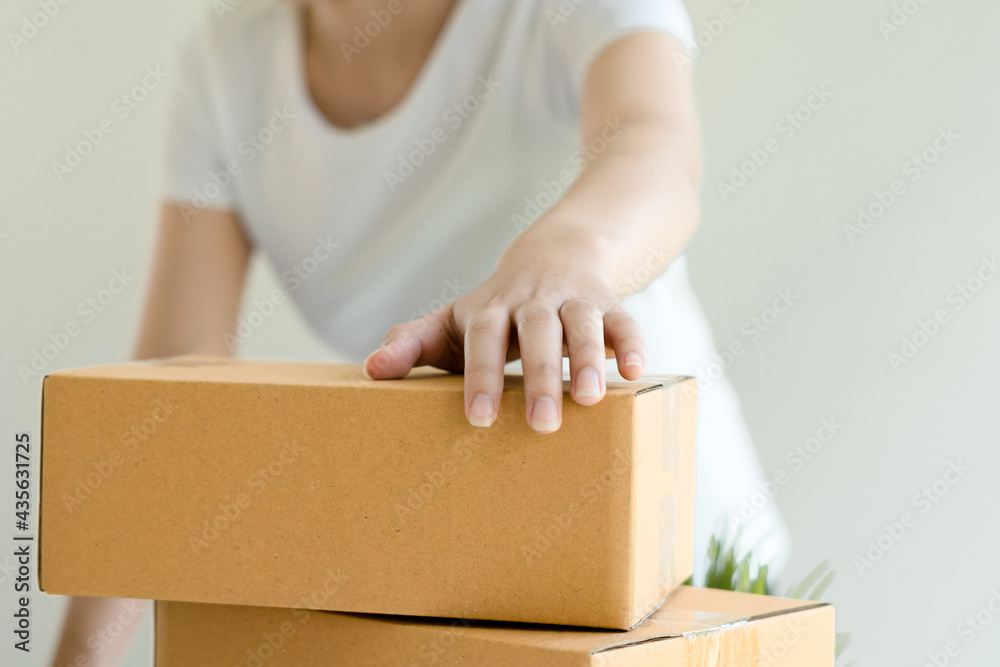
[154,587,835,666]
[40,356,696,629]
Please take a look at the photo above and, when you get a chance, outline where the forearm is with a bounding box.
[501,32,701,298]
[50,597,149,667]
[504,120,700,297]
[132,204,251,359]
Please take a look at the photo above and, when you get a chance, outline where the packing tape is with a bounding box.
[656,378,683,587]
[683,619,759,666]
[662,379,681,476]
[659,494,676,586]
[645,610,751,634]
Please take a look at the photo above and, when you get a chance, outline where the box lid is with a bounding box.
[45,355,667,395]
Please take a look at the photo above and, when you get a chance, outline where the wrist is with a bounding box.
[498,219,618,286]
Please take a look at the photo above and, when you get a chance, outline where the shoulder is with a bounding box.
[514,0,695,111]
[541,0,695,47]
[175,0,289,77]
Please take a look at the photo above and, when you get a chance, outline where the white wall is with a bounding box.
[1,0,997,664]
[685,0,1000,663]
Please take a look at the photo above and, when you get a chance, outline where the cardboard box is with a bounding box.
[154,586,835,666]
[40,356,696,629]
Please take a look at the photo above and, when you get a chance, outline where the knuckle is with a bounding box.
[385,324,407,340]
[527,360,563,381]
[517,301,557,328]
[465,314,501,340]
[567,333,605,355]
[570,316,603,340]
[596,296,620,312]
[560,297,598,319]
[380,325,404,342]
[464,358,497,376]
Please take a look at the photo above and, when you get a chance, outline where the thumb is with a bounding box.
[363,312,456,379]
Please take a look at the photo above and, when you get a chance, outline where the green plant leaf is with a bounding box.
[807,570,837,602]
[787,560,830,599]
[699,525,850,664]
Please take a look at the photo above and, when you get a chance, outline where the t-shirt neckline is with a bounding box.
[286,0,471,140]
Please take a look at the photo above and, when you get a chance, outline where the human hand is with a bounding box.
[363,229,647,434]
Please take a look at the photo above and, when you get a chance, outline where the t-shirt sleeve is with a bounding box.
[546,0,697,105]
[156,30,237,211]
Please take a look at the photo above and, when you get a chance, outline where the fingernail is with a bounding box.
[575,366,601,398]
[469,394,495,428]
[624,352,644,369]
[361,353,376,380]
[531,396,560,434]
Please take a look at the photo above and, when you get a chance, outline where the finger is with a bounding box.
[364,312,457,379]
[559,298,606,406]
[604,305,647,381]
[514,299,565,434]
[462,306,510,428]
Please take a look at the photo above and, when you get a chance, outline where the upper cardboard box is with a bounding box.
[40,356,696,629]
[155,586,835,666]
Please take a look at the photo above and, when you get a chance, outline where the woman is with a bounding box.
[52,0,788,663]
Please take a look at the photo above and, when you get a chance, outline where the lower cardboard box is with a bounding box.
[155,586,835,666]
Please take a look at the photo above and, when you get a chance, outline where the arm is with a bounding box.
[50,203,250,667]
[364,32,700,433]
[527,31,700,297]
[133,204,252,358]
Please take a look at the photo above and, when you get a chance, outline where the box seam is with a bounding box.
[590,602,832,654]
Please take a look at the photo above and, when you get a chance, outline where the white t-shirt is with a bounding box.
[159,0,789,578]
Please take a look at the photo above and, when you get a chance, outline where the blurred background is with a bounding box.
[2,0,998,664]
